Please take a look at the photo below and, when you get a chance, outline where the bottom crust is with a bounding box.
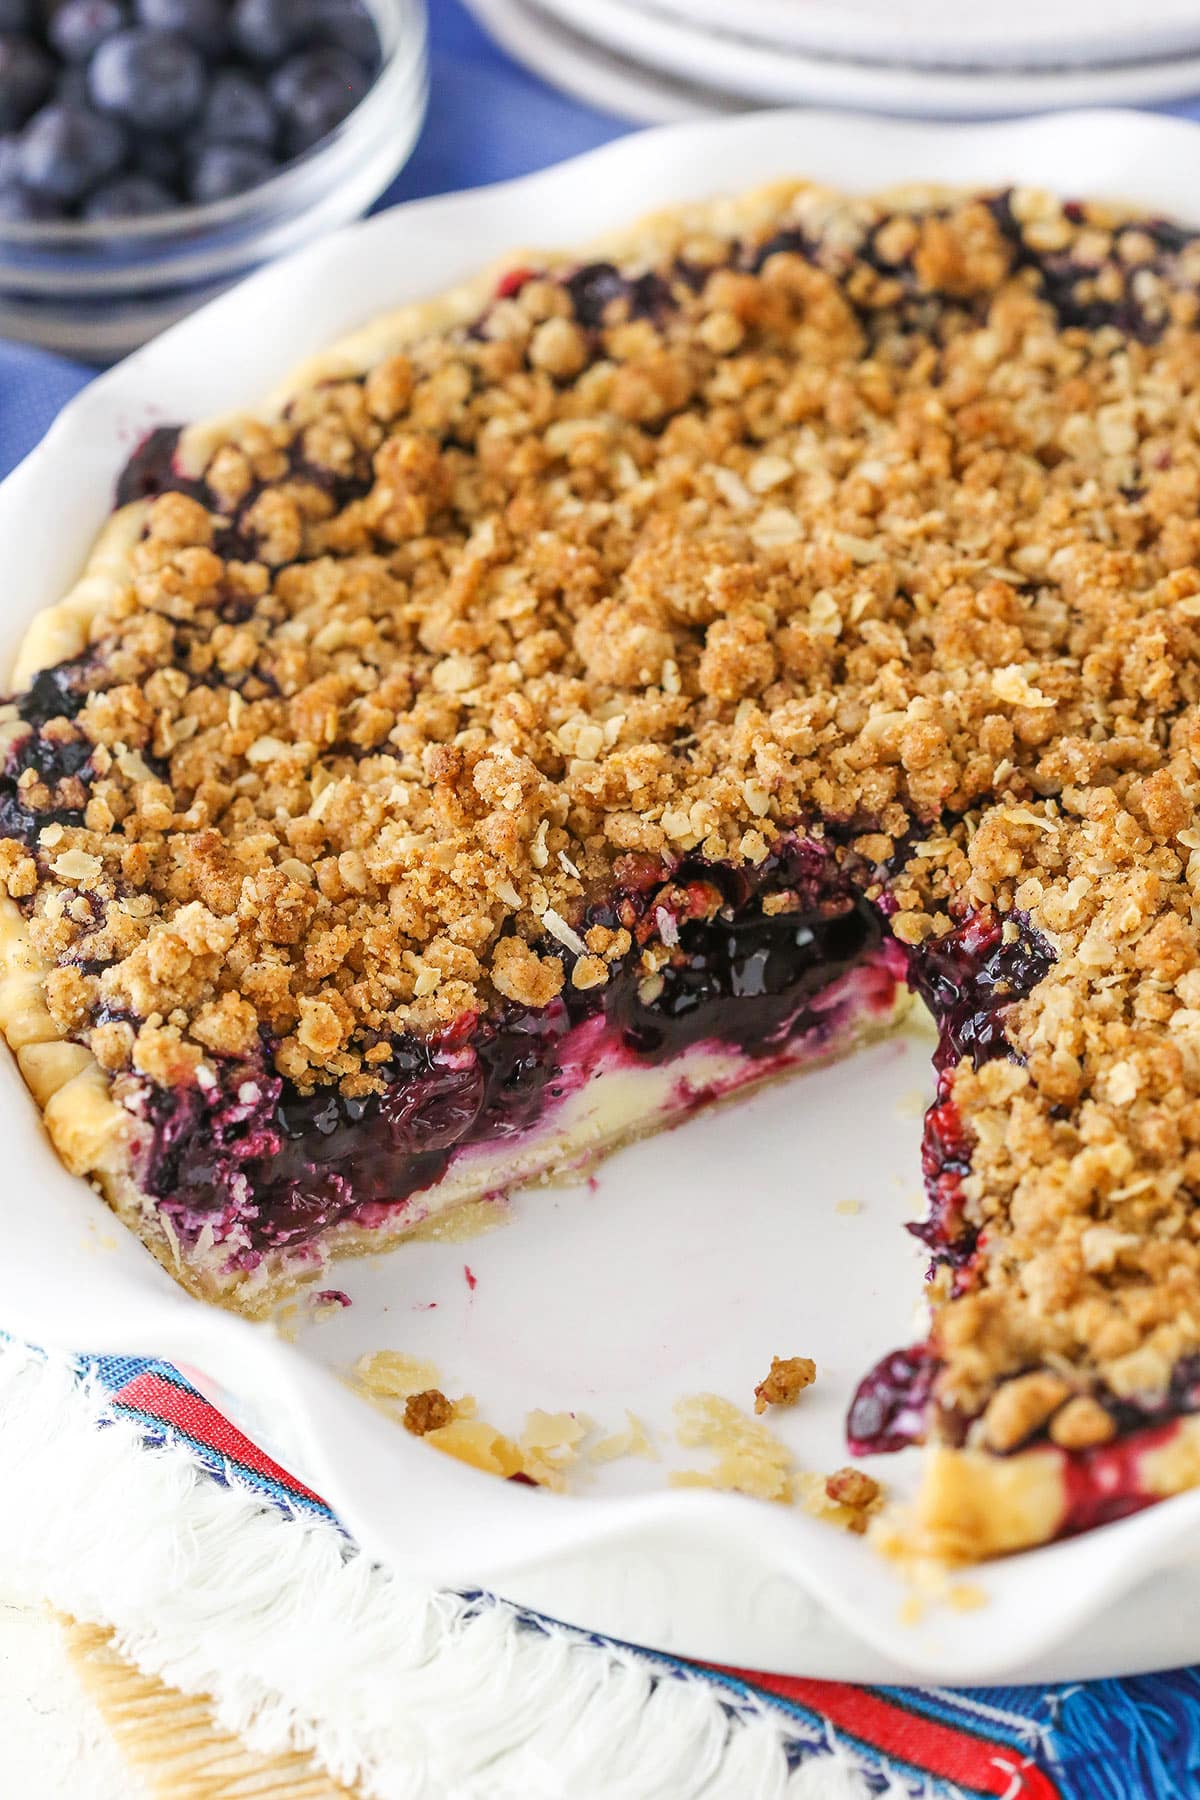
[907,1417,1200,1563]
[98,982,912,1320]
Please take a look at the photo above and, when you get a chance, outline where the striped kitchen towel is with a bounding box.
[24,1346,1186,1800]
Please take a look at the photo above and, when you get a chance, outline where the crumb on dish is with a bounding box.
[588,1410,657,1463]
[672,1392,795,1503]
[403,1388,454,1436]
[350,1348,441,1399]
[753,1354,816,1415]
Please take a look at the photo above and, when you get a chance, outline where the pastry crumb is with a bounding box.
[272,1300,299,1343]
[403,1388,455,1436]
[423,1416,525,1479]
[825,1466,881,1509]
[589,1410,657,1463]
[423,1406,589,1489]
[823,1465,882,1534]
[349,1349,665,1490]
[672,1393,795,1502]
[795,1467,886,1535]
[517,1409,590,1491]
[899,1592,925,1627]
[351,1349,441,1399]
[894,1553,992,1623]
[753,1354,816,1415]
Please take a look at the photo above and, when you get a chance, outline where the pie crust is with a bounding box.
[7,175,1200,1560]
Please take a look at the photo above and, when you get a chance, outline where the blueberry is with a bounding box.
[89,27,206,132]
[49,0,127,62]
[56,64,91,107]
[0,181,64,219]
[133,0,227,57]
[82,169,173,217]
[0,1,33,30]
[0,35,53,131]
[200,67,275,147]
[18,101,126,200]
[134,131,179,185]
[230,0,309,63]
[188,138,273,203]
[269,46,366,157]
[307,0,378,65]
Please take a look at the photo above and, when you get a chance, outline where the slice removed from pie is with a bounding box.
[6,175,1200,1560]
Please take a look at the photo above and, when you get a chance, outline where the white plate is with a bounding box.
[9,110,1200,1685]
[515,0,1200,118]
[636,0,1200,72]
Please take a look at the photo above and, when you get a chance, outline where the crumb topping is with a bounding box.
[11,182,1200,1431]
[403,1387,454,1436]
[822,1466,883,1533]
[754,1353,816,1414]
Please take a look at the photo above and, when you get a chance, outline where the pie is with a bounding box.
[7,175,1200,1562]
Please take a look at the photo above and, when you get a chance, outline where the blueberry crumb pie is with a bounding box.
[8,176,1200,1560]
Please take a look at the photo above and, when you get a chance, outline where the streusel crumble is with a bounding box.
[9,176,1200,1558]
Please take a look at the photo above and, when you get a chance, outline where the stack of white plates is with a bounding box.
[464,0,1200,122]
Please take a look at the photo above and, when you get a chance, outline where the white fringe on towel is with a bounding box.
[0,1341,917,1800]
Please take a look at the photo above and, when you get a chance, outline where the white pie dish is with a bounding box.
[7,107,1200,1684]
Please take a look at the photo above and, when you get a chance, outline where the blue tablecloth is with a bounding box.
[5,8,1200,1795]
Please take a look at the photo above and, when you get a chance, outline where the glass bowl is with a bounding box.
[0,0,429,363]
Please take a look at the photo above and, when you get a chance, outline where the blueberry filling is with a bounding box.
[572,840,885,1062]
[848,915,1200,1463]
[141,1002,575,1253]
[16,658,89,727]
[482,186,1200,375]
[1052,1354,1200,1453]
[907,909,1054,1081]
[129,836,899,1261]
[746,228,812,272]
[114,411,374,561]
[986,192,1190,345]
[561,261,675,331]
[0,652,95,842]
[114,424,194,506]
[906,909,1053,1283]
[847,908,1053,1455]
[847,1345,939,1457]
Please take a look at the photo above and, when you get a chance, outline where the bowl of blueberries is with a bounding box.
[0,0,427,357]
